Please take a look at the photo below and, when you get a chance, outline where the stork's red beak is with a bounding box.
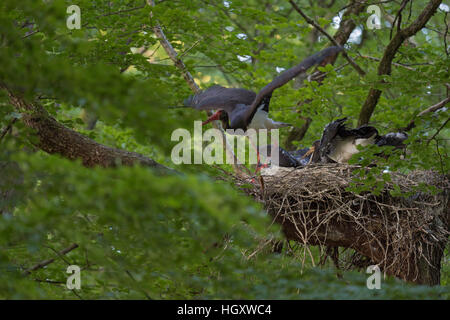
[202,110,222,126]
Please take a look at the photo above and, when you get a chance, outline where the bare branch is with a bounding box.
[289,0,366,76]
[389,0,411,40]
[331,1,369,49]
[24,243,79,275]
[147,1,200,93]
[416,96,450,117]
[404,96,450,131]
[427,117,450,145]
[147,0,250,176]
[358,54,417,71]
[284,117,312,150]
[284,0,368,147]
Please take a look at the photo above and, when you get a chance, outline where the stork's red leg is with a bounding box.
[248,138,268,175]
[255,150,269,174]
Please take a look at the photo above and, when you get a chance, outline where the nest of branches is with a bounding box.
[235,164,449,284]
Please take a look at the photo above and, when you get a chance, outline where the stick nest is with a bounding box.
[235,164,449,283]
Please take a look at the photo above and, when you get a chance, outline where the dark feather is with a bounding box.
[375,132,408,148]
[259,144,322,167]
[259,145,300,167]
[183,46,343,130]
[291,147,313,166]
[318,117,347,161]
[242,46,344,126]
[184,85,255,114]
[318,118,379,163]
[260,94,272,112]
[339,124,379,139]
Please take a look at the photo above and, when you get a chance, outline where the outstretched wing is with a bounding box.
[318,117,347,161]
[340,124,379,139]
[376,132,408,147]
[236,46,343,127]
[184,85,256,114]
[319,118,380,163]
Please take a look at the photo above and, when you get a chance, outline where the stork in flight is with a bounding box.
[184,46,343,132]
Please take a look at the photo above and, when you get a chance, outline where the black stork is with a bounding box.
[317,118,408,163]
[290,140,321,165]
[184,46,343,132]
[257,144,301,168]
[257,140,321,169]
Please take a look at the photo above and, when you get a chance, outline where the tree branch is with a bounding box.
[404,96,450,131]
[147,0,250,176]
[24,243,79,275]
[330,0,369,59]
[389,0,411,40]
[284,0,368,148]
[427,116,450,145]
[358,54,417,71]
[284,117,312,150]
[289,0,366,76]
[0,118,17,142]
[147,2,200,93]
[1,83,173,173]
[358,0,443,126]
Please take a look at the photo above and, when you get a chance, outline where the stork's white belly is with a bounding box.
[328,136,376,163]
[247,110,287,130]
[328,139,358,163]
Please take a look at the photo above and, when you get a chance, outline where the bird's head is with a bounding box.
[202,110,229,129]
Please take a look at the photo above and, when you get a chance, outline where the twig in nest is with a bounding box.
[236,165,449,283]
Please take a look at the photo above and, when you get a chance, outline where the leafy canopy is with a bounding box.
[0,0,448,299]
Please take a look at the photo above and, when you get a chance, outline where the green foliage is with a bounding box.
[0,0,448,299]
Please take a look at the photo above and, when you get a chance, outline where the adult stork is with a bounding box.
[184,46,343,132]
[317,118,408,163]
